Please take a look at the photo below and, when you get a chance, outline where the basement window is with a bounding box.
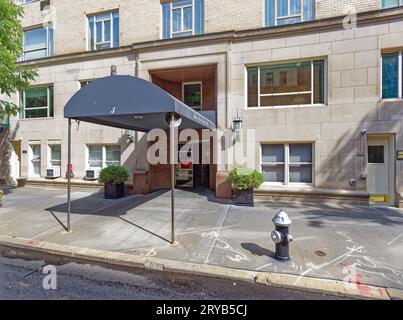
[261,143,313,185]
[87,145,121,169]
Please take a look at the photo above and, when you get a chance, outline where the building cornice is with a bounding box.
[17,6,403,68]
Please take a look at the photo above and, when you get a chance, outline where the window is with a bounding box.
[261,143,313,185]
[247,60,325,108]
[20,86,54,119]
[87,145,121,169]
[382,52,402,99]
[368,146,385,164]
[382,0,403,8]
[88,146,103,168]
[80,80,93,88]
[106,146,121,166]
[23,25,54,61]
[49,144,61,167]
[15,1,34,5]
[162,0,204,39]
[265,0,314,27]
[183,82,202,111]
[88,12,119,51]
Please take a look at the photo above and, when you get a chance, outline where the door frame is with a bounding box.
[29,143,41,178]
[367,134,395,206]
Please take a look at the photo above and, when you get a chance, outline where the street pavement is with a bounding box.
[0,254,340,300]
[0,186,402,291]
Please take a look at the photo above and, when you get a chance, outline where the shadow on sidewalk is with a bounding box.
[44,189,169,239]
[241,243,275,258]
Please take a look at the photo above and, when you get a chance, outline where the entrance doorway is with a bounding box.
[176,141,210,189]
[367,135,394,205]
[29,144,41,177]
[10,140,21,178]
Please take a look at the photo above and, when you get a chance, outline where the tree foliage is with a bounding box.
[0,0,37,119]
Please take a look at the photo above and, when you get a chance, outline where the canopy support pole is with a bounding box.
[67,118,71,232]
[170,114,175,244]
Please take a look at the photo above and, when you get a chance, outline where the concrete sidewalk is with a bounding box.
[1,186,403,298]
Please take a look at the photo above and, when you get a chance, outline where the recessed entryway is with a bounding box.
[367,135,395,206]
[10,140,21,179]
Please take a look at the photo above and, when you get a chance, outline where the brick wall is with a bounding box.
[205,0,264,33]
[18,1,384,56]
[315,0,381,20]
[20,0,161,56]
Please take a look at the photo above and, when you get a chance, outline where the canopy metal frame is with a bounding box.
[64,75,215,244]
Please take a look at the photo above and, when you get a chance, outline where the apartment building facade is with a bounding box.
[1,0,403,206]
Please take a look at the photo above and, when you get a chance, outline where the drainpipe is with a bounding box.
[225,40,232,172]
[134,52,139,77]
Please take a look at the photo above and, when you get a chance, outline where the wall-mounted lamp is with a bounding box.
[232,110,243,142]
[111,65,117,76]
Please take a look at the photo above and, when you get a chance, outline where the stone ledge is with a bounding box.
[255,187,370,206]
[18,177,134,191]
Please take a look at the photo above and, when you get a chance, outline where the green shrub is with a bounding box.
[99,166,129,184]
[228,168,264,191]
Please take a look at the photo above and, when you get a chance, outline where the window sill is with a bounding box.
[380,98,403,102]
[256,184,369,197]
[246,104,326,110]
[259,183,314,191]
[86,46,119,53]
[19,117,54,121]
[21,54,54,63]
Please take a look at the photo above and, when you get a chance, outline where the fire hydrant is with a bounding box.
[271,210,293,261]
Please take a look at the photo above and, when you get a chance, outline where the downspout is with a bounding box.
[134,52,139,77]
[225,40,232,172]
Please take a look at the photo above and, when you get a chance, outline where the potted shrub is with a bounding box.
[228,168,264,206]
[98,166,129,199]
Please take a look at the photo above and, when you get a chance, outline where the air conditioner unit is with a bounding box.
[46,167,61,179]
[85,168,100,180]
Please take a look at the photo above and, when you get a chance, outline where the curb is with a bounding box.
[0,235,396,300]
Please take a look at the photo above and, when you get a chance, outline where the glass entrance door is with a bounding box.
[30,144,41,177]
[176,142,194,188]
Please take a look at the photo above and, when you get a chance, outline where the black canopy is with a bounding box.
[63,75,216,243]
[64,75,216,131]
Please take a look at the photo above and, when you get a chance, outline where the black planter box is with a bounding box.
[233,188,254,206]
[104,182,125,199]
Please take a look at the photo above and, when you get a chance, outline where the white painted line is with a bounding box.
[255,263,272,271]
[293,236,317,241]
[387,232,403,246]
[204,205,230,265]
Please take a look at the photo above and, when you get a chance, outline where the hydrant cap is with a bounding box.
[273,210,292,227]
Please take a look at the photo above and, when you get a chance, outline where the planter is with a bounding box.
[104,182,125,199]
[233,187,254,206]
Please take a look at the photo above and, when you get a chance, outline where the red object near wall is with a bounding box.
[66,164,74,178]
[180,161,192,169]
